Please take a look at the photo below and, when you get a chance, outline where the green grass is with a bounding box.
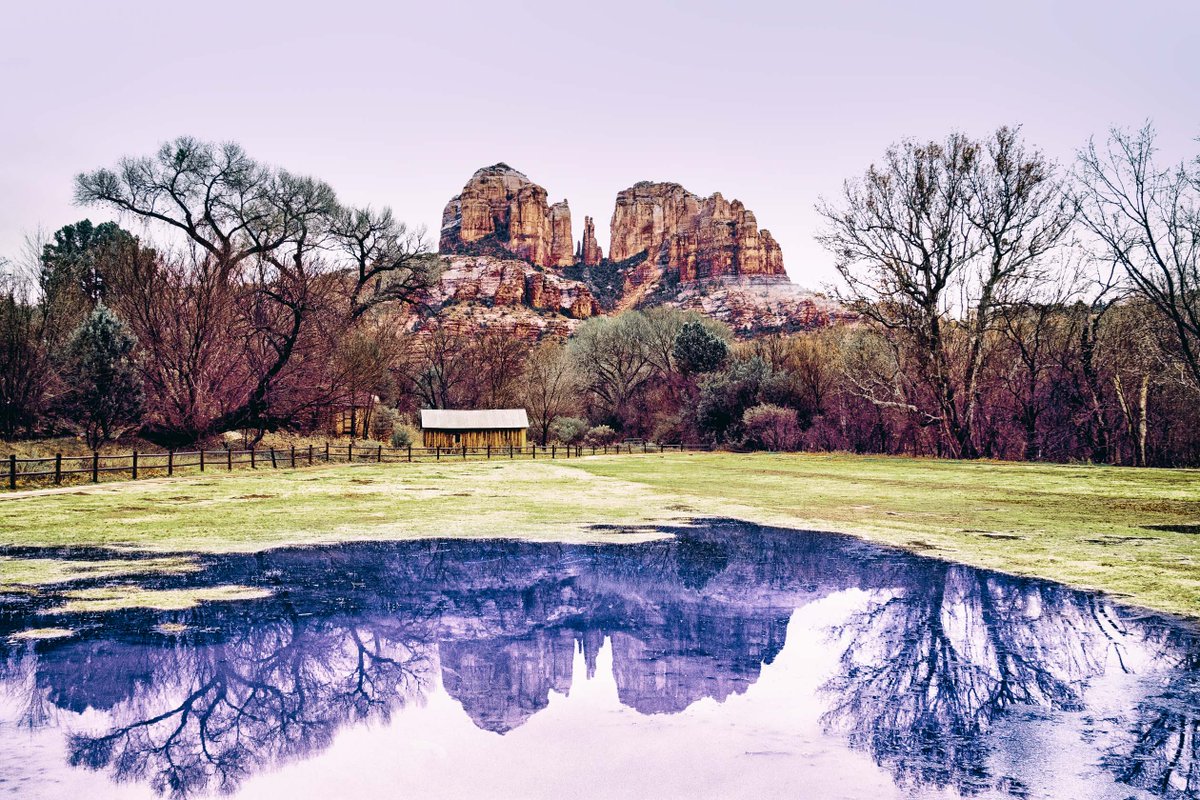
[1,452,1198,617]
[564,453,1200,617]
[0,460,684,595]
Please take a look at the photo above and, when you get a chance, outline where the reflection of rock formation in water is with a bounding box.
[440,629,576,733]
[0,522,1195,799]
[609,613,789,715]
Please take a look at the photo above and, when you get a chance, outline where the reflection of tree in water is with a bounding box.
[1103,626,1200,798]
[822,564,1127,795]
[3,525,1200,799]
[64,616,430,797]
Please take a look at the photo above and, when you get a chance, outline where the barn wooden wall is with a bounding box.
[422,428,527,448]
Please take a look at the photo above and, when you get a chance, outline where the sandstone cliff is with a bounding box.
[440,164,574,268]
[431,254,598,319]
[435,164,846,338]
[578,215,603,267]
[609,182,785,283]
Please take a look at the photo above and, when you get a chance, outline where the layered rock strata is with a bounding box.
[440,164,574,268]
[608,182,785,281]
[431,255,597,319]
[578,215,603,266]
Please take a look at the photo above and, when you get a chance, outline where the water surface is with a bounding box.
[2,521,1198,799]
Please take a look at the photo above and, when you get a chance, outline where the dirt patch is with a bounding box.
[1086,536,1159,545]
[234,494,276,500]
[1143,524,1200,535]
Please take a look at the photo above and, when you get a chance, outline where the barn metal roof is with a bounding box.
[420,409,529,430]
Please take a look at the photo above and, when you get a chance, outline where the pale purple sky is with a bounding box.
[2,0,1197,288]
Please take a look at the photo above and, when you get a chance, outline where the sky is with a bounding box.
[1,0,1197,290]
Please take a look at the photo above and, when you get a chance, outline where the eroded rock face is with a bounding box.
[548,201,573,268]
[664,276,853,336]
[609,182,786,281]
[432,255,598,319]
[440,164,574,268]
[579,215,603,267]
[435,165,847,337]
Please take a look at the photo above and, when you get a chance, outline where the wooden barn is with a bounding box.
[420,409,529,449]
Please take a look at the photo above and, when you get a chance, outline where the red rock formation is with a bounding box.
[548,201,573,267]
[434,255,597,320]
[440,164,573,269]
[608,182,786,281]
[433,167,849,337]
[579,215,603,266]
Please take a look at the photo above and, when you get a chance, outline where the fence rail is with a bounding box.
[2,442,706,491]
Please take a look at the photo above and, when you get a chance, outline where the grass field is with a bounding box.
[2,452,1198,617]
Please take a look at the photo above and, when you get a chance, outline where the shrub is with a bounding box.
[58,304,143,449]
[583,424,618,446]
[742,404,801,451]
[390,425,417,448]
[696,357,770,443]
[549,416,589,445]
[673,319,729,374]
[371,405,397,441]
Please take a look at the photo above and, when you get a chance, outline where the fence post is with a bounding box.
[532,445,536,459]
[200,449,205,472]
[348,442,353,463]
[167,450,174,477]
[132,450,138,480]
[462,444,466,460]
[270,448,277,469]
[291,446,296,468]
[92,451,99,482]
[552,445,556,459]
[250,448,256,469]
[378,444,383,463]
[325,442,330,462]
[407,444,412,463]
[436,446,440,461]
[227,448,233,471]
[8,454,15,490]
[509,444,514,459]
[55,453,63,484]
[487,444,491,460]
[308,445,314,466]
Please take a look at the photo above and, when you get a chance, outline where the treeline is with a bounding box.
[1,126,1198,466]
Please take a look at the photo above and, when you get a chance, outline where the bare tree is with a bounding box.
[525,339,576,445]
[0,264,53,437]
[569,312,658,429]
[398,320,478,410]
[962,127,1077,451]
[75,136,429,443]
[1077,124,1200,395]
[818,127,1073,457]
[329,206,439,320]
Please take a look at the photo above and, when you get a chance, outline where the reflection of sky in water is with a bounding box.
[0,521,1196,799]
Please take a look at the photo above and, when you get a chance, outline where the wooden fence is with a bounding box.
[3,442,705,491]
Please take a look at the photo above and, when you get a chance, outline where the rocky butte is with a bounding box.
[433,164,846,336]
[440,163,574,268]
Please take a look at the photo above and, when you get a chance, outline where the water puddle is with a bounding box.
[0,520,1197,799]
